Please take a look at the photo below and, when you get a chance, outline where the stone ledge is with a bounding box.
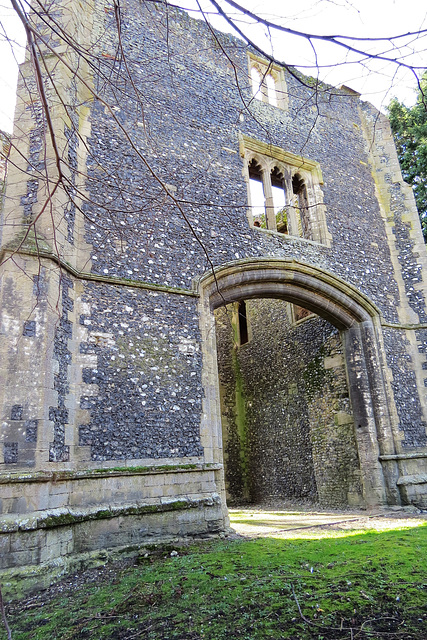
[0,508,227,600]
[0,234,197,297]
[0,462,222,485]
[379,453,427,461]
[396,475,427,486]
[0,494,221,533]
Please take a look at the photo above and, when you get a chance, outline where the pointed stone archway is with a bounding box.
[198,258,401,509]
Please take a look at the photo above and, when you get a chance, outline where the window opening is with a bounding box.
[248,159,266,228]
[271,166,287,234]
[293,305,315,323]
[248,55,288,109]
[241,135,331,245]
[265,74,277,106]
[238,301,249,345]
[250,67,262,102]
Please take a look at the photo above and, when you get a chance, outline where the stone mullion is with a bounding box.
[284,174,298,236]
[300,184,311,240]
[261,167,276,230]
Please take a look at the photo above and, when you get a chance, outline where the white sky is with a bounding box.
[0,0,426,132]
[188,0,427,108]
[0,2,26,132]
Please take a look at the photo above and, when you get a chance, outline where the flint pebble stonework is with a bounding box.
[1,0,427,593]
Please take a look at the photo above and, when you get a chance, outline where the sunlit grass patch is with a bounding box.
[3,520,427,639]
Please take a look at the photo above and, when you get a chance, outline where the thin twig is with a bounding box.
[291,583,412,638]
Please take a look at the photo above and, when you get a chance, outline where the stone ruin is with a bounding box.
[1,0,427,593]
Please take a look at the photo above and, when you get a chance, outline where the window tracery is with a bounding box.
[240,135,331,246]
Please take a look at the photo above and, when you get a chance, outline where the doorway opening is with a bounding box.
[214,299,364,508]
[199,257,400,507]
[199,258,394,510]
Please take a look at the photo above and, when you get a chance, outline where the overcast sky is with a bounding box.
[186,0,427,108]
[0,0,426,132]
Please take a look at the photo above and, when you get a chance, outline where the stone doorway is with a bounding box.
[198,258,400,511]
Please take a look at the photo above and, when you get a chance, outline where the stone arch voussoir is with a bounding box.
[199,258,379,330]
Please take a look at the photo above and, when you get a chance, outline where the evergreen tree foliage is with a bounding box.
[388,74,427,241]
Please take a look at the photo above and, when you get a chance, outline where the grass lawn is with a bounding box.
[1,512,426,639]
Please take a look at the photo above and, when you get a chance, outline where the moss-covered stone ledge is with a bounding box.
[0,494,221,533]
[0,494,226,600]
[0,462,222,485]
[396,474,427,486]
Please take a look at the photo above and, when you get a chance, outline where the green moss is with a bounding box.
[169,500,189,511]
[90,463,198,474]
[2,464,203,487]
[36,499,199,530]
[40,512,83,528]
[232,348,251,502]
[88,509,113,522]
[135,504,161,514]
[7,227,53,254]
[92,466,151,474]
[110,463,198,474]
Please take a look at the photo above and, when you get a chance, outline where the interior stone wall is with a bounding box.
[215,299,363,507]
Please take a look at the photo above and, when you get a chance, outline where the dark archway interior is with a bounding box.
[214,298,364,508]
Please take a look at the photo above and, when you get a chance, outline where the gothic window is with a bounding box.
[241,135,331,246]
[248,54,287,110]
